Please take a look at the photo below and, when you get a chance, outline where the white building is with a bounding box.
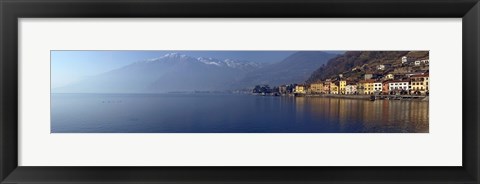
[377,65,385,70]
[421,59,429,65]
[402,56,408,64]
[373,82,383,93]
[388,80,410,91]
[414,60,421,66]
[345,85,357,95]
[402,56,414,64]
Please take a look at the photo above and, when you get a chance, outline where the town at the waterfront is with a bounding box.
[52,50,430,133]
[252,55,429,100]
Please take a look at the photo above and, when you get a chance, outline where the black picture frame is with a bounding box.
[1,0,479,183]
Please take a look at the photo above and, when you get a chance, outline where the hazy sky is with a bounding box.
[51,50,344,88]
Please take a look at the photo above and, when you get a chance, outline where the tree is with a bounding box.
[253,85,262,93]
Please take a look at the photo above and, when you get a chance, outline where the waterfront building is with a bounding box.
[388,80,410,94]
[323,81,331,94]
[382,80,391,94]
[339,80,346,94]
[356,82,364,95]
[345,84,357,95]
[294,84,308,94]
[330,82,339,94]
[310,83,324,94]
[373,82,383,94]
[365,80,375,95]
[358,79,375,95]
[410,74,429,95]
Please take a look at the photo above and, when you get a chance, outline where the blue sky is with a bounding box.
[51,50,344,88]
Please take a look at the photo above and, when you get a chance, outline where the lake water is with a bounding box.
[51,93,429,133]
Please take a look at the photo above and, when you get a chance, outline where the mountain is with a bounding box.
[53,53,262,93]
[236,51,338,87]
[307,51,429,83]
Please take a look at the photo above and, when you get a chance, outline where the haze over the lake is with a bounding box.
[52,51,341,93]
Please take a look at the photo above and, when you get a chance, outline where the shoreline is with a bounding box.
[307,94,370,99]
[253,93,429,101]
[53,92,429,101]
[302,94,429,101]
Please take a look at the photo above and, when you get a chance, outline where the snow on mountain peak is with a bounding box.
[163,53,188,58]
[197,57,222,66]
[140,53,191,63]
[139,53,262,70]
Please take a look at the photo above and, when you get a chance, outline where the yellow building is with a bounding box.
[358,79,375,95]
[294,84,307,94]
[310,83,324,94]
[410,74,429,95]
[339,80,346,94]
[385,73,394,80]
[330,82,339,94]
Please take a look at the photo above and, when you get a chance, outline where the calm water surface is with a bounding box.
[51,93,429,133]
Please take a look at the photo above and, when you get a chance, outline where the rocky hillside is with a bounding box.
[306,51,429,83]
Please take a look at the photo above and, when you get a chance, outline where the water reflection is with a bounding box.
[51,94,428,133]
[295,97,428,133]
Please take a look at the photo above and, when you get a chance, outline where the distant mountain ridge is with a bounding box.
[140,53,263,70]
[53,53,262,93]
[52,51,338,93]
[236,51,338,87]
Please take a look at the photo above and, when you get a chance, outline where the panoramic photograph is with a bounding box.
[51,50,429,133]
